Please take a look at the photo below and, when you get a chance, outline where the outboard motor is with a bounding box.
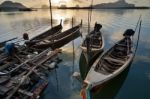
[23,33,29,40]
[123,29,135,37]
[94,23,102,32]
[5,42,15,56]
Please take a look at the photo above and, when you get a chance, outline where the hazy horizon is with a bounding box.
[0,0,150,8]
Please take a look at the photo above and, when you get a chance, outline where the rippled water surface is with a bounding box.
[0,9,150,99]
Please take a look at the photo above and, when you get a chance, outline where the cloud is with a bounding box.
[72,0,83,3]
[148,75,150,79]
[134,55,150,63]
[110,31,124,42]
[145,72,150,80]
[1,0,150,7]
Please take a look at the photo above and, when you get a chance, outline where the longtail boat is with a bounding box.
[30,23,62,41]
[81,29,136,99]
[81,23,104,53]
[30,21,82,49]
[79,23,104,80]
[24,22,62,47]
[0,47,61,98]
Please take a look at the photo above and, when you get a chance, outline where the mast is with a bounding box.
[86,0,94,66]
[87,0,94,34]
[72,17,75,74]
[49,0,53,27]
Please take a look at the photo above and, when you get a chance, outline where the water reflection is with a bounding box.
[91,65,131,99]
[0,9,150,99]
[0,9,76,42]
[94,9,134,15]
[79,51,103,80]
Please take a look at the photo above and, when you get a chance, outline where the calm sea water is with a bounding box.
[0,9,150,99]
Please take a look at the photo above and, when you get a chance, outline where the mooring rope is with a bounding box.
[134,20,142,58]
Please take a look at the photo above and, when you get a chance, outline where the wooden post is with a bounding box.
[72,17,74,27]
[6,49,61,99]
[49,0,53,27]
[72,17,75,74]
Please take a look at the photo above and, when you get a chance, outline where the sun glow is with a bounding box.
[52,0,60,4]
[52,0,70,4]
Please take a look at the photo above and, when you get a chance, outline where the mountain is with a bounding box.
[0,1,29,11]
[93,0,135,9]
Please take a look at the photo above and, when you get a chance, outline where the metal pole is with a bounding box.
[49,0,53,27]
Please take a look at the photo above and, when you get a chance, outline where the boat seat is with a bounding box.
[18,89,33,96]
[98,68,110,75]
[111,49,128,59]
[115,46,128,51]
[43,40,50,43]
[96,61,113,74]
[100,64,114,73]
[92,41,101,44]
[92,37,101,40]
[0,76,10,84]
[103,57,125,64]
[97,65,110,75]
[116,43,128,47]
[0,85,12,95]
[91,45,100,48]
[39,41,46,44]
[103,59,121,69]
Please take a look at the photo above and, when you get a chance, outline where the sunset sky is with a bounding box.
[0,0,150,7]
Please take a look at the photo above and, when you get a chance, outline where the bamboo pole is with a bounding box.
[49,0,53,27]
[6,49,61,99]
[72,17,75,74]
[134,20,142,57]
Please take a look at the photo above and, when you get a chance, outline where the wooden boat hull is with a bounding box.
[0,48,61,98]
[33,25,82,49]
[80,31,105,53]
[11,74,48,99]
[31,24,62,41]
[81,30,104,54]
[79,51,103,80]
[85,54,134,88]
[31,80,48,99]
[79,25,104,80]
[25,24,62,47]
[84,35,135,89]
[90,64,131,99]
[0,48,61,76]
[51,28,81,49]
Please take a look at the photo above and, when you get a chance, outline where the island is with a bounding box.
[58,0,150,9]
[0,1,36,12]
[93,0,150,9]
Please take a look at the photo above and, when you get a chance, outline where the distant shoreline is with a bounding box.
[0,8,37,12]
[58,6,150,10]
[0,7,149,12]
